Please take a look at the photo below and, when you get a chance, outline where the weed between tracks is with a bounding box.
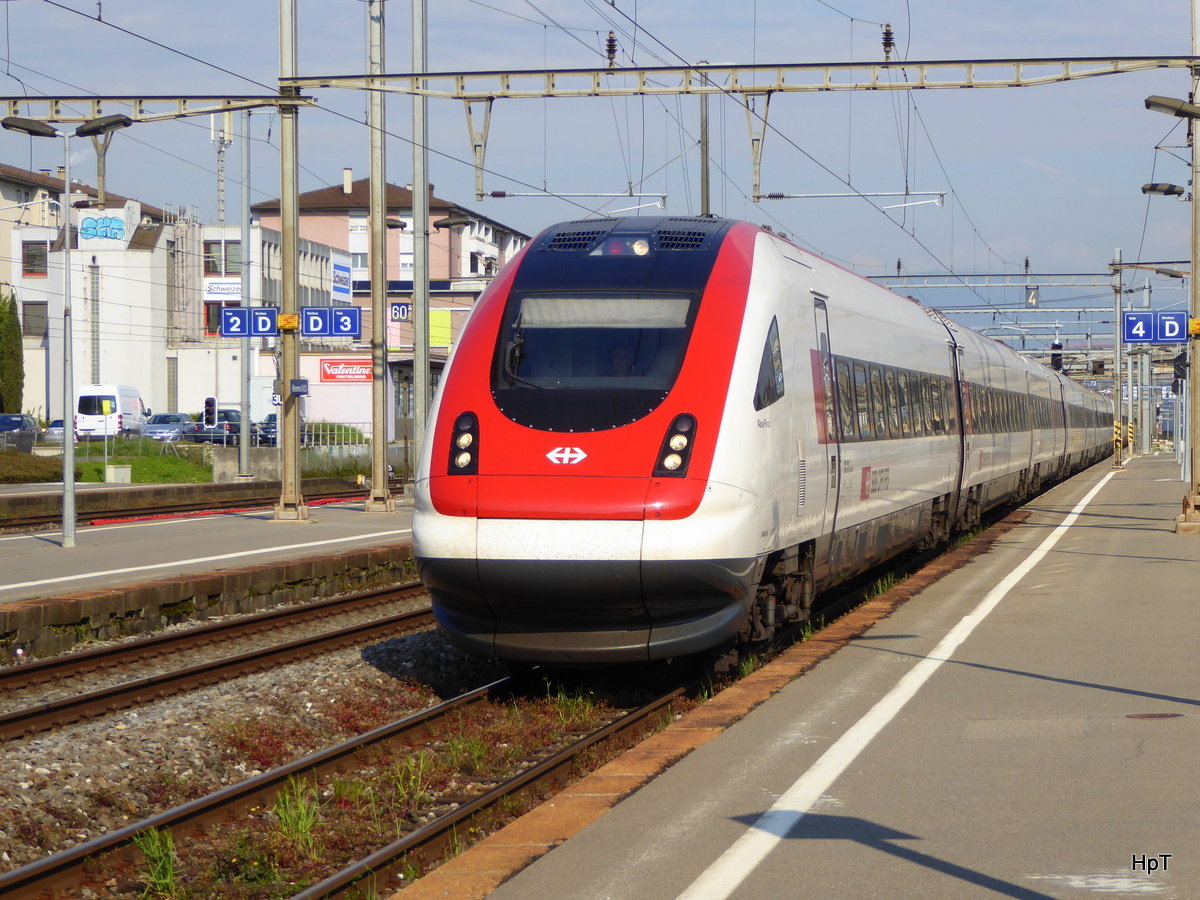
[89,677,647,899]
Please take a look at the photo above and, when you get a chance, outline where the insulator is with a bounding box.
[606,31,617,68]
[882,24,895,61]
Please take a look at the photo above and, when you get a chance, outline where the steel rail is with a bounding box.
[290,684,689,900]
[0,606,435,742]
[0,676,514,900]
[0,483,403,531]
[0,582,426,693]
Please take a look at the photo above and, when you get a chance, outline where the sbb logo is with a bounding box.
[546,447,587,464]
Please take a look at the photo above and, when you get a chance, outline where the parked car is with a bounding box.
[190,409,259,446]
[144,412,198,442]
[42,419,66,443]
[0,413,39,435]
[256,412,306,447]
[75,384,148,440]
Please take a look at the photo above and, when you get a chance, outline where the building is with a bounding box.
[7,161,528,445]
[251,175,529,437]
[6,163,172,421]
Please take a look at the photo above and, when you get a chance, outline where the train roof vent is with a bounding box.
[653,219,724,251]
[539,221,614,252]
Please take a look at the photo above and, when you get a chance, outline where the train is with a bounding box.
[413,216,1112,665]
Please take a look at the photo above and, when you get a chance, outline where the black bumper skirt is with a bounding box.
[418,556,756,664]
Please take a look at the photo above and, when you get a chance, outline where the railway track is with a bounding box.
[0,672,689,900]
[0,482,407,531]
[0,506,1033,898]
[0,583,433,741]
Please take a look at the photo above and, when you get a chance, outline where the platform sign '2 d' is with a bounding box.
[220,307,279,337]
[1122,311,1188,345]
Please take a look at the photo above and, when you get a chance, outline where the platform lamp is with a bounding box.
[2,113,133,548]
[1144,95,1200,528]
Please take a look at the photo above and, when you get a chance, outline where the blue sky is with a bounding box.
[1,0,1195,339]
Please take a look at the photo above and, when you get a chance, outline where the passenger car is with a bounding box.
[190,409,259,446]
[0,414,39,435]
[42,419,65,443]
[256,412,305,446]
[144,413,197,442]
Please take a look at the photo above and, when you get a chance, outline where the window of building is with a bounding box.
[21,301,47,337]
[351,252,368,270]
[203,240,242,277]
[348,211,369,233]
[204,300,240,335]
[22,241,48,276]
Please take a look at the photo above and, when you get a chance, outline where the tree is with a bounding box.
[0,290,24,414]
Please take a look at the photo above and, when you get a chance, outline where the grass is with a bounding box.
[0,434,388,485]
[865,572,897,599]
[133,827,179,898]
[273,778,320,859]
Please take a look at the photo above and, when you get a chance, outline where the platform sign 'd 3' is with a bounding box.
[1122,311,1189,345]
[301,306,362,338]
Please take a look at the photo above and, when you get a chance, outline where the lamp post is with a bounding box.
[1144,94,1200,530]
[2,113,132,548]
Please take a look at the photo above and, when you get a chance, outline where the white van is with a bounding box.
[75,384,149,440]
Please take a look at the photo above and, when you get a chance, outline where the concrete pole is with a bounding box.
[412,0,431,465]
[1185,0,1200,522]
[366,0,394,511]
[62,137,75,548]
[1112,251,1123,467]
[275,0,308,520]
[699,63,710,217]
[238,110,252,479]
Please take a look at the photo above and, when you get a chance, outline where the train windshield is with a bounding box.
[492,290,698,431]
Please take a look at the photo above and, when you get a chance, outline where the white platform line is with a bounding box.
[1,529,413,593]
[675,471,1116,900]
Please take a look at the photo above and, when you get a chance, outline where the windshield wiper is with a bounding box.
[502,328,543,389]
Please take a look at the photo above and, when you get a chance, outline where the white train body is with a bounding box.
[414,217,1111,663]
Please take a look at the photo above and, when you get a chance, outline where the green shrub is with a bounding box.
[0,451,78,484]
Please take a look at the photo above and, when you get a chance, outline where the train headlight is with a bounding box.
[447,411,479,475]
[653,413,697,477]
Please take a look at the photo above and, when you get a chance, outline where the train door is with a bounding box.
[810,295,840,584]
[946,343,967,530]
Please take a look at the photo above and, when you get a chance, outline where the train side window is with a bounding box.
[753,317,786,411]
[929,377,944,435]
[854,363,873,439]
[942,380,952,434]
[910,372,926,436]
[818,333,838,441]
[897,372,913,436]
[869,365,887,439]
[836,359,857,441]
[919,374,933,435]
[884,369,900,438]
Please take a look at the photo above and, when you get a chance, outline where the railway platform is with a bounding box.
[0,490,414,657]
[403,453,1200,900]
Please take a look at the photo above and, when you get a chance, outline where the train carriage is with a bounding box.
[414,216,1112,665]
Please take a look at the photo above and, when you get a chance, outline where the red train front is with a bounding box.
[414,216,763,663]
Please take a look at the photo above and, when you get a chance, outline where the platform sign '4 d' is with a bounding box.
[1123,311,1189,345]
